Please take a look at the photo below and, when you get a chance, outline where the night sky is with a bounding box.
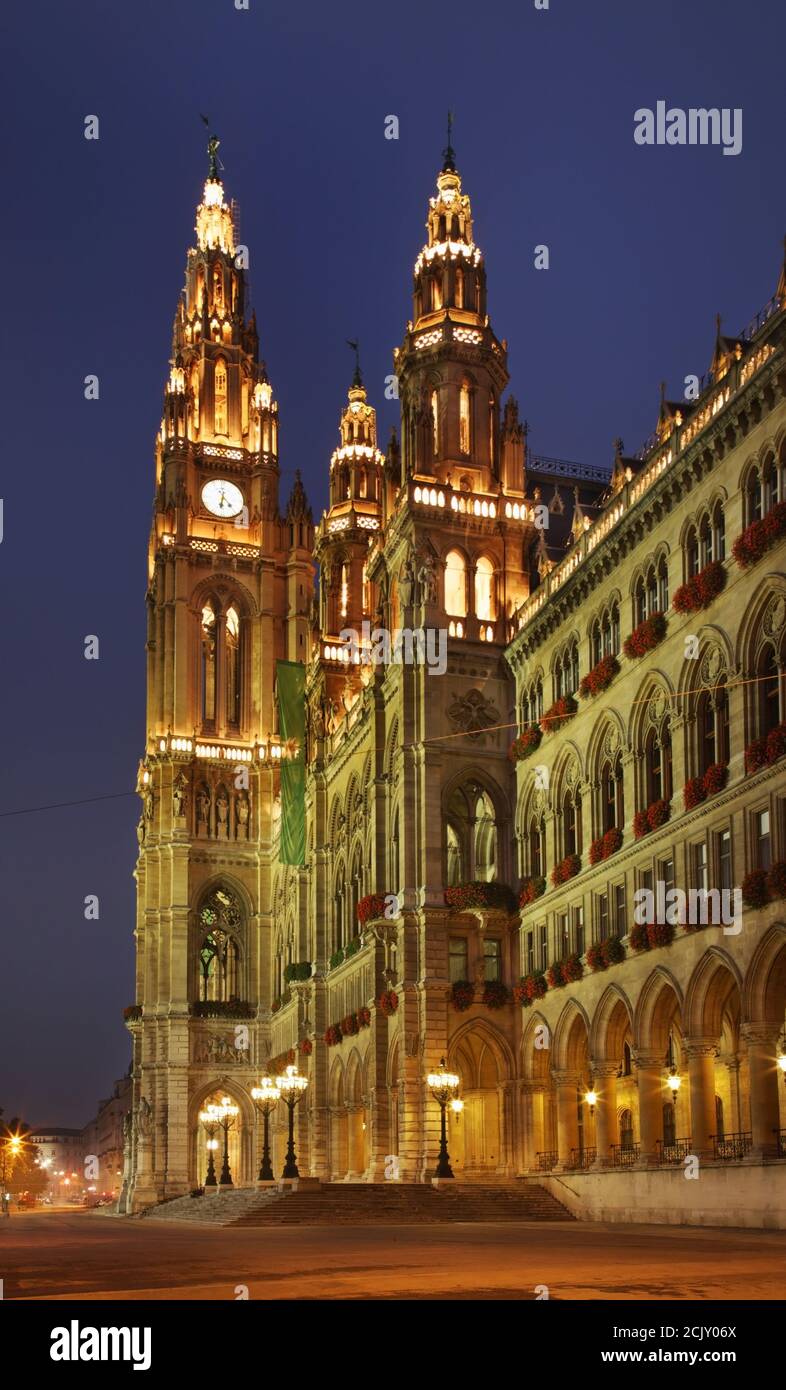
[2,0,784,1126]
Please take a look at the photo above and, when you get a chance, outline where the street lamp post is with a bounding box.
[250,1077,280,1184]
[212,1097,239,1189]
[198,1108,220,1189]
[427,1058,461,1179]
[275,1065,308,1180]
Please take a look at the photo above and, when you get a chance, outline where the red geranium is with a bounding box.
[646,921,675,949]
[540,695,578,736]
[450,980,475,1012]
[546,960,565,988]
[601,936,625,967]
[509,726,543,761]
[357,1006,372,1028]
[298,1038,313,1056]
[550,853,581,887]
[357,893,389,924]
[377,989,399,1016]
[683,776,707,811]
[742,869,769,908]
[633,809,650,839]
[630,923,650,953]
[514,972,548,1006]
[732,502,786,568]
[766,723,786,764]
[767,862,786,900]
[586,942,606,972]
[519,875,546,907]
[647,798,671,830]
[623,612,667,660]
[324,1024,343,1046]
[702,762,728,797]
[341,1013,359,1036]
[482,980,510,1010]
[579,654,620,700]
[673,561,726,613]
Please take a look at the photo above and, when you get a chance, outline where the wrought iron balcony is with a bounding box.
[710,1131,752,1161]
[610,1142,640,1167]
[536,1150,558,1172]
[773,1129,786,1158]
[568,1147,596,1170]
[656,1137,693,1165]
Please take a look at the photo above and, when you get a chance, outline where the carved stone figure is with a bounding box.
[197,789,210,828]
[136,1096,152,1140]
[216,793,229,830]
[399,552,415,608]
[236,795,249,833]
[173,777,187,818]
[417,552,438,604]
[144,789,154,820]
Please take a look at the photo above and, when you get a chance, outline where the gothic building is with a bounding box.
[120,139,786,1225]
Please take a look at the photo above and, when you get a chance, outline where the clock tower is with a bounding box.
[121,143,314,1211]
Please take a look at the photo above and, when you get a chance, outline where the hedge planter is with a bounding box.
[444,881,517,912]
[540,695,578,736]
[519,875,547,908]
[450,979,476,1012]
[514,972,548,1007]
[377,989,399,1016]
[482,980,510,1010]
[509,727,542,762]
[284,961,312,984]
[329,948,345,970]
[551,853,581,888]
[357,893,389,925]
[623,612,667,660]
[745,723,786,774]
[589,826,622,865]
[579,654,619,700]
[732,502,786,569]
[672,560,726,614]
[192,998,255,1019]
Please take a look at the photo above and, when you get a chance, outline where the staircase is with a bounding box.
[140,1180,573,1226]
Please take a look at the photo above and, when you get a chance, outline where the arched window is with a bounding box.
[644,722,672,804]
[446,823,462,886]
[562,786,582,857]
[715,1095,725,1140]
[201,602,217,725]
[699,514,713,568]
[529,813,545,878]
[455,266,464,309]
[746,465,762,524]
[686,526,699,579]
[334,868,347,951]
[459,381,471,455]
[758,645,781,736]
[697,690,716,775]
[663,1102,676,1147]
[444,550,467,617]
[555,641,579,700]
[214,357,228,434]
[600,754,624,833]
[619,1108,634,1150]
[521,679,543,728]
[635,576,647,626]
[190,362,200,434]
[197,887,242,1002]
[225,606,240,728]
[430,274,442,311]
[475,557,495,621]
[212,264,223,308]
[657,558,669,612]
[488,395,495,467]
[712,501,726,561]
[431,389,439,457]
[474,792,497,882]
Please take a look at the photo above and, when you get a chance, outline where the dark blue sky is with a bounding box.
[2,0,784,1124]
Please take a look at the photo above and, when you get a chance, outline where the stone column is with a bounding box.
[590,1062,619,1168]
[719,1052,743,1134]
[741,1023,782,1158]
[552,1070,579,1168]
[634,1050,664,1163]
[684,1038,719,1158]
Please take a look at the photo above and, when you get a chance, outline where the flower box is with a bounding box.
[646,921,675,950]
[341,1013,359,1036]
[444,881,516,912]
[562,952,584,982]
[377,989,399,1016]
[284,960,312,984]
[702,762,728,797]
[732,502,786,569]
[482,980,510,1010]
[633,809,650,839]
[550,853,581,888]
[579,654,620,700]
[672,560,727,614]
[602,936,625,966]
[742,870,768,908]
[514,972,548,1006]
[519,875,547,908]
[623,612,667,660]
[192,998,255,1019]
[540,694,578,736]
[508,727,543,762]
[589,826,622,864]
[683,776,707,811]
[546,960,565,988]
[586,942,606,972]
[450,979,475,1012]
[357,893,389,925]
[647,798,671,830]
[329,948,345,970]
[630,923,650,953]
[767,723,786,764]
[324,1024,343,1046]
[298,1038,313,1056]
[767,861,786,900]
[345,936,362,959]
[123,1004,142,1022]
[357,1006,372,1028]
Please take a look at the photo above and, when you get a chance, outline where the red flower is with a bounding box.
[341,1013,359,1036]
[623,612,667,660]
[550,853,581,887]
[647,798,671,830]
[767,862,786,901]
[540,695,578,736]
[377,990,399,1017]
[742,869,769,908]
[519,875,546,907]
[357,1006,372,1028]
[589,836,605,866]
[546,960,565,988]
[298,1038,313,1056]
[450,980,475,1012]
[562,952,584,983]
[702,762,728,798]
[733,502,786,568]
[586,942,606,972]
[482,980,510,1010]
[324,1024,343,1046]
[683,776,707,811]
[633,809,650,840]
[509,727,543,762]
[672,562,726,614]
[766,723,786,765]
[444,882,516,911]
[630,923,650,953]
[357,893,389,925]
[589,828,622,863]
[745,737,769,773]
[601,936,625,967]
[646,921,674,950]
[579,654,620,700]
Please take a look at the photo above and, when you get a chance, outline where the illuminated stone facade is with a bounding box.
[121,144,786,1219]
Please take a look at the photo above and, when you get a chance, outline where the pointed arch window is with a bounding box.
[475,556,495,621]
[430,275,443,311]
[431,389,439,457]
[758,645,781,736]
[444,550,467,618]
[225,605,240,729]
[455,266,464,309]
[214,358,228,435]
[201,602,217,725]
[197,887,243,1002]
[686,526,700,579]
[600,754,624,834]
[489,395,495,467]
[529,813,545,879]
[446,822,462,886]
[459,381,471,455]
[474,791,497,882]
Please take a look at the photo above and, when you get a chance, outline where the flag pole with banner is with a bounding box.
[277,659,306,865]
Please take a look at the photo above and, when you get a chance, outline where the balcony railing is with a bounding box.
[774,1129,786,1158]
[568,1147,596,1170]
[536,1150,558,1171]
[656,1137,693,1165]
[711,1131,752,1161]
[610,1142,640,1168]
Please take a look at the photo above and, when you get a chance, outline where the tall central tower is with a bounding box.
[121,148,313,1211]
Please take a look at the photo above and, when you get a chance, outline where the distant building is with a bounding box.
[28,1128,85,1196]
[81,1075,132,1197]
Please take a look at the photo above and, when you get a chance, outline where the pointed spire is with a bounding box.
[346,338,362,388]
[442,110,456,173]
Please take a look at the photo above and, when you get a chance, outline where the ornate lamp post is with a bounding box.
[427,1058,461,1179]
[275,1065,309,1180]
[251,1077,281,1184]
[212,1097,239,1189]
[198,1107,220,1189]
[666,1065,682,1094]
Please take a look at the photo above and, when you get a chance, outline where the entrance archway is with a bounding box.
[449,1024,510,1174]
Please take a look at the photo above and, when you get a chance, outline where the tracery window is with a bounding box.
[198,887,243,1001]
[214,357,228,435]
[445,550,467,617]
[199,594,245,732]
[474,556,495,621]
[459,381,471,455]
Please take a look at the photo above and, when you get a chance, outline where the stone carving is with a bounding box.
[236,794,249,835]
[700,646,725,688]
[647,689,668,727]
[399,550,415,608]
[144,789,154,820]
[416,552,438,604]
[136,817,145,847]
[197,788,210,829]
[603,725,621,759]
[193,1033,245,1064]
[135,1096,152,1140]
[216,791,229,830]
[447,689,500,741]
[764,594,786,638]
[173,775,187,818]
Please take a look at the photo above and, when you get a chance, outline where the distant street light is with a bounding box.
[275,1066,308,1180]
[251,1077,280,1183]
[427,1058,461,1179]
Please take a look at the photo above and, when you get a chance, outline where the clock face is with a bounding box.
[201,479,244,518]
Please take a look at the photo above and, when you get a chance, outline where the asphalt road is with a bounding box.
[1,1211,784,1300]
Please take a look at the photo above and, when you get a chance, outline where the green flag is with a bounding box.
[277,660,306,865]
